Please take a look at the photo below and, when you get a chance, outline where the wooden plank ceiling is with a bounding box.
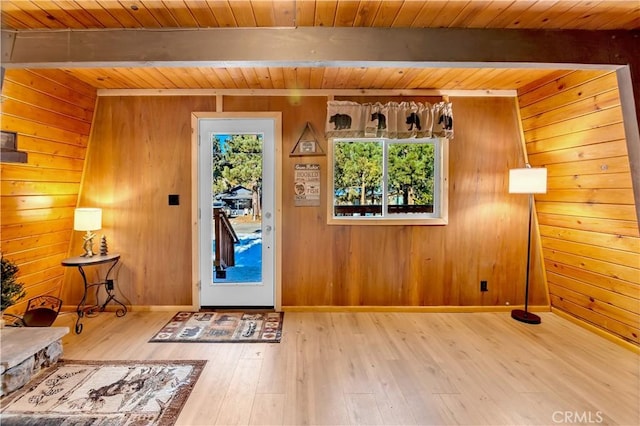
[2,1,638,91]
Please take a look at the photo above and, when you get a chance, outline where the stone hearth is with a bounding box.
[0,327,69,397]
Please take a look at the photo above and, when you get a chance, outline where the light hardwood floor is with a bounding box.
[52,311,639,426]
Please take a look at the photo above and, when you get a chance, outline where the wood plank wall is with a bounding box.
[273,95,547,307]
[518,70,640,345]
[72,94,546,309]
[64,96,218,306]
[0,69,96,314]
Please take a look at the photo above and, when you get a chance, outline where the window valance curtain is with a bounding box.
[325,100,453,139]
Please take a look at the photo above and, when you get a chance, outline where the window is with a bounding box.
[328,137,448,225]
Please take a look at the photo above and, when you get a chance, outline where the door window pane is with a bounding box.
[212,134,263,284]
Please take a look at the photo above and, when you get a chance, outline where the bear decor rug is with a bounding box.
[149,311,284,343]
[0,359,206,426]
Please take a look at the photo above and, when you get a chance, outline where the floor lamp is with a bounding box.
[509,166,547,325]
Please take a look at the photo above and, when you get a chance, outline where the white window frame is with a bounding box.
[327,137,449,226]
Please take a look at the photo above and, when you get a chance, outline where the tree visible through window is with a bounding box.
[331,138,447,223]
[212,134,262,195]
[387,142,435,213]
[333,140,383,215]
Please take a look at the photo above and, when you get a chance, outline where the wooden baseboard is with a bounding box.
[281,305,551,313]
[551,307,640,354]
[61,305,194,313]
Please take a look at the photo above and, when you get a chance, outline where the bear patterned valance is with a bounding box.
[325,100,454,140]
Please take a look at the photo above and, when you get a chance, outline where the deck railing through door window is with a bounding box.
[214,208,239,272]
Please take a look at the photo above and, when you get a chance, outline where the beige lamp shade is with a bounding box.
[74,208,102,231]
[509,168,547,194]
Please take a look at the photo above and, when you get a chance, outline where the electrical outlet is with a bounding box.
[480,280,488,292]
[106,279,114,290]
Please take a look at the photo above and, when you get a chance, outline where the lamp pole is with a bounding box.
[511,192,541,324]
[508,166,546,325]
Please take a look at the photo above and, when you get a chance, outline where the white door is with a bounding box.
[198,116,277,307]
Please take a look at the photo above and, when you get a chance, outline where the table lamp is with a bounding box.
[509,166,547,324]
[74,208,102,257]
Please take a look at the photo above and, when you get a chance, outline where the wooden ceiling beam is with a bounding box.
[1,27,637,69]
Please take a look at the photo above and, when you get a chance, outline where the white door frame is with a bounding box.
[191,111,282,311]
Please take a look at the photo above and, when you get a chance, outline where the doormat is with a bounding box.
[0,359,206,426]
[149,311,284,343]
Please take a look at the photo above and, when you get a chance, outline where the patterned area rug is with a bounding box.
[0,359,205,426]
[149,311,284,343]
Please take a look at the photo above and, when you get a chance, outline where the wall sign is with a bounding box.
[294,164,320,207]
[290,122,325,157]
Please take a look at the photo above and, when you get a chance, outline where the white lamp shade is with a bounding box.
[74,208,102,231]
[509,168,547,194]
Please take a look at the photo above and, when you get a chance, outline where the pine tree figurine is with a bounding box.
[100,235,108,256]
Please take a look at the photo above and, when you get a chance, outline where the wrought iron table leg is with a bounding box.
[96,258,127,317]
[99,293,128,317]
[75,265,89,334]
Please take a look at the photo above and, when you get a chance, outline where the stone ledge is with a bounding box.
[0,327,68,374]
[1,327,69,397]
